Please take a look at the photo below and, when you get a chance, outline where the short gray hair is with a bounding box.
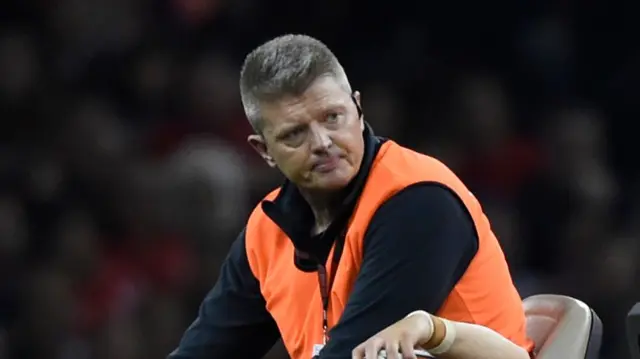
[240,34,352,132]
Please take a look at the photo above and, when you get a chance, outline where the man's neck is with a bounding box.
[299,189,343,235]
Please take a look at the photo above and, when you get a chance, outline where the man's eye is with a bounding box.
[282,128,303,140]
[326,113,340,123]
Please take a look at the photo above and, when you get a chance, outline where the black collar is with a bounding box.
[261,123,383,271]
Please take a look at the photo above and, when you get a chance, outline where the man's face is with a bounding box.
[248,76,365,192]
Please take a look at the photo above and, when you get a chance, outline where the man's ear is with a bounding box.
[248,134,276,168]
[353,90,364,131]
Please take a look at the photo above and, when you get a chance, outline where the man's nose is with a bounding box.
[309,123,332,153]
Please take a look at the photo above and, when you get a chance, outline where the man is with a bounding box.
[168,34,534,359]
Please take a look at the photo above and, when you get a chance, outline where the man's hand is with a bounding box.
[351,312,434,359]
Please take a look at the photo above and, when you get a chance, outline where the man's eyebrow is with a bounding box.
[322,102,348,111]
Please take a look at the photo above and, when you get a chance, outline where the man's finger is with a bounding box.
[365,337,384,359]
[384,341,401,359]
[399,337,417,359]
[352,343,366,359]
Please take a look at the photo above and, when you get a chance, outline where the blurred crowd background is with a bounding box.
[1,0,639,358]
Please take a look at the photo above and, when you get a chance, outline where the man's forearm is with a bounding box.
[426,316,530,359]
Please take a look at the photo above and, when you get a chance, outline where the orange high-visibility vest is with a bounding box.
[245,140,534,359]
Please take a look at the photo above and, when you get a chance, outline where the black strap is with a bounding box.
[317,229,347,344]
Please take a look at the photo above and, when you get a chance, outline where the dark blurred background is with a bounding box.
[0,0,638,358]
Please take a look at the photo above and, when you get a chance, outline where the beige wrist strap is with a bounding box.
[406,310,435,343]
[428,318,456,355]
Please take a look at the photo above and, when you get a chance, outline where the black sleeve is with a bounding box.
[168,229,280,358]
[319,183,479,358]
